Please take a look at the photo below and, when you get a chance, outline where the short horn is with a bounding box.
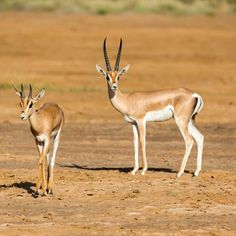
[28,84,32,99]
[20,84,25,98]
[103,37,112,71]
[114,38,122,71]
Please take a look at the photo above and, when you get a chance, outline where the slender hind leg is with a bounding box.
[176,119,194,177]
[188,120,204,176]
[46,151,50,190]
[131,123,139,175]
[47,130,61,194]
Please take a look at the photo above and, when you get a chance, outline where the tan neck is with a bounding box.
[28,107,38,128]
[107,83,128,115]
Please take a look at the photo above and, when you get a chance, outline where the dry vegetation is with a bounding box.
[0,0,236,15]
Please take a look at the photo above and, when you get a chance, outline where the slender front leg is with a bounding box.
[137,120,148,175]
[40,138,50,196]
[131,123,139,175]
[35,140,43,196]
[35,162,43,196]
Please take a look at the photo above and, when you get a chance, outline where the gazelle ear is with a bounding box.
[118,64,130,77]
[33,88,45,102]
[96,64,106,77]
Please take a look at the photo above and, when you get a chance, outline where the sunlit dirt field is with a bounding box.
[0,12,235,235]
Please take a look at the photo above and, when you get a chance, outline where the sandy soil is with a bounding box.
[0,122,235,235]
[0,12,235,235]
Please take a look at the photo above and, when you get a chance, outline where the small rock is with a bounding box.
[133,189,140,194]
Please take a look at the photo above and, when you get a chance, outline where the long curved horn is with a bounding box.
[28,84,32,99]
[103,38,112,71]
[114,38,122,71]
[20,84,25,98]
[12,84,18,93]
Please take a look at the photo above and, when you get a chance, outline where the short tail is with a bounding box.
[192,93,204,120]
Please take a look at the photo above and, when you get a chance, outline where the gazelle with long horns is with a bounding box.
[14,84,64,196]
[96,38,204,177]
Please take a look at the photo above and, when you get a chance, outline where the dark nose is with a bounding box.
[20,113,25,120]
[112,84,117,89]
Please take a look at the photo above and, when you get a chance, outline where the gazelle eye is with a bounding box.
[29,102,33,109]
[106,75,110,81]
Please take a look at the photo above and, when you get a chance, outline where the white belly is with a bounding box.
[145,105,174,122]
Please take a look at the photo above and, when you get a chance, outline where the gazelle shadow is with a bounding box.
[0,181,35,194]
[60,163,177,174]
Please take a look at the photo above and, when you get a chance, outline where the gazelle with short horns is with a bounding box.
[96,38,204,177]
[14,84,64,197]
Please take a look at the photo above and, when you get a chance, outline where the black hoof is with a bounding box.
[47,188,53,195]
[32,192,39,198]
[42,193,47,197]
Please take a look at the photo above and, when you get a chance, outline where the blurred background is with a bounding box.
[0,0,235,123]
[1,0,236,14]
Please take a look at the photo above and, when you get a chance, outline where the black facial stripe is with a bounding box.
[29,102,33,109]
[106,74,111,81]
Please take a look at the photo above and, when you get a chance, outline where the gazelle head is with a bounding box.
[13,84,45,120]
[96,38,130,91]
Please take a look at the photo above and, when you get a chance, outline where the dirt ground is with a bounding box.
[0,12,235,235]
